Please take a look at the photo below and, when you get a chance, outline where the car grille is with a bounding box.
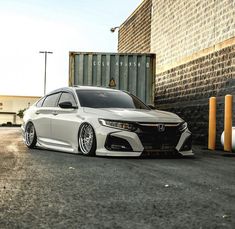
[135,123,181,153]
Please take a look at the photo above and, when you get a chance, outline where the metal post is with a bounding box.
[208,97,216,150]
[224,94,233,152]
[39,51,53,95]
[44,52,47,95]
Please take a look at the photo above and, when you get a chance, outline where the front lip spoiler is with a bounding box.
[178,149,194,156]
[95,151,142,157]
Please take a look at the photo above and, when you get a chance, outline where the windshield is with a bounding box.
[76,90,150,110]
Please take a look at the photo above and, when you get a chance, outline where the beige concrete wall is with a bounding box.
[150,0,235,72]
[0,96,41,124]
[0,114,15,125]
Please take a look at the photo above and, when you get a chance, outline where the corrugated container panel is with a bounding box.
[69,52,156,104]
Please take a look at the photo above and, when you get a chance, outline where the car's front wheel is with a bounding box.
[25,122,37,148]
[78,123,96,156]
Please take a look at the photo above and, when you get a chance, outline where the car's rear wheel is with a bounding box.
[78,123,96,156]
[25,122,37,148]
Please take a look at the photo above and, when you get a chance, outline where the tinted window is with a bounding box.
[36,97,45,107]
[58,92,77,107]
[76,90,150,109]
[42,93,61,107]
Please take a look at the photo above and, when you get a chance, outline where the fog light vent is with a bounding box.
[105,135,133,152]
[180,136,192,151]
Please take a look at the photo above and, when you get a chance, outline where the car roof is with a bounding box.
[73,85,119,91]
[47,86,121,95]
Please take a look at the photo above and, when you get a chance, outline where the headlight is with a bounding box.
[179,122,188,132]
[99,119,136,131]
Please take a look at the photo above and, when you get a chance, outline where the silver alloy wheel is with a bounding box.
[25,122,35,146]
[79,123,94,154]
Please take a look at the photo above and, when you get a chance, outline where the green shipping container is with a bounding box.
[69,52,156,105]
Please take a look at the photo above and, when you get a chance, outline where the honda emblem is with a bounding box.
[158,124,165,132]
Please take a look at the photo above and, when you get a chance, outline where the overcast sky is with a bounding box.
[0,0,141,96]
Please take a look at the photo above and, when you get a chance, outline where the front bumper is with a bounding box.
[95,125,193,157]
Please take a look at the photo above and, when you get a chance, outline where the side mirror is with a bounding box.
[148,104,156,109]
[59,101,78,109]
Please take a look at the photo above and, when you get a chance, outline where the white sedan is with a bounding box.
[22,86,193,157]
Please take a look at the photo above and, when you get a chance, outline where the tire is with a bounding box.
[78,123,96,156]
[25,122,37,148]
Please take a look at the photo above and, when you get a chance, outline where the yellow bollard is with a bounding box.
[208,97,216,150]
[224,95,233,152]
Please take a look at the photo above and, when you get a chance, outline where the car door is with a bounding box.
[50,91,81,150]
[33,92,61,141]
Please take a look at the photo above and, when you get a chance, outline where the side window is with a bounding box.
[58,92,77,107]
[42,93,61,107]
[36,97,45,107]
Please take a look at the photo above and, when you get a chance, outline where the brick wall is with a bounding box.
[118,0,152,53]
[155,42,235,145]
[151,0,235,71]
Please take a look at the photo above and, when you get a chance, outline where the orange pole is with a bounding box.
[224,95,233,152]
[208,97,216,150]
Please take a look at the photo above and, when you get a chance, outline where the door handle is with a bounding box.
[35,111,40,115]
[52,111,58,116]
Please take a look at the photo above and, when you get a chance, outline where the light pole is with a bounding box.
[39,51,53,95]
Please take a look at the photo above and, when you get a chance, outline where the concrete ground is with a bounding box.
[0,127,235,229]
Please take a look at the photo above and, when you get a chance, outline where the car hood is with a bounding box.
[83,108,183,123]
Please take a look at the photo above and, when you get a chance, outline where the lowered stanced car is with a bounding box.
[22,86,193,157]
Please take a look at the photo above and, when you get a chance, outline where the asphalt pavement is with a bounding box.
[0,127,235,229]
